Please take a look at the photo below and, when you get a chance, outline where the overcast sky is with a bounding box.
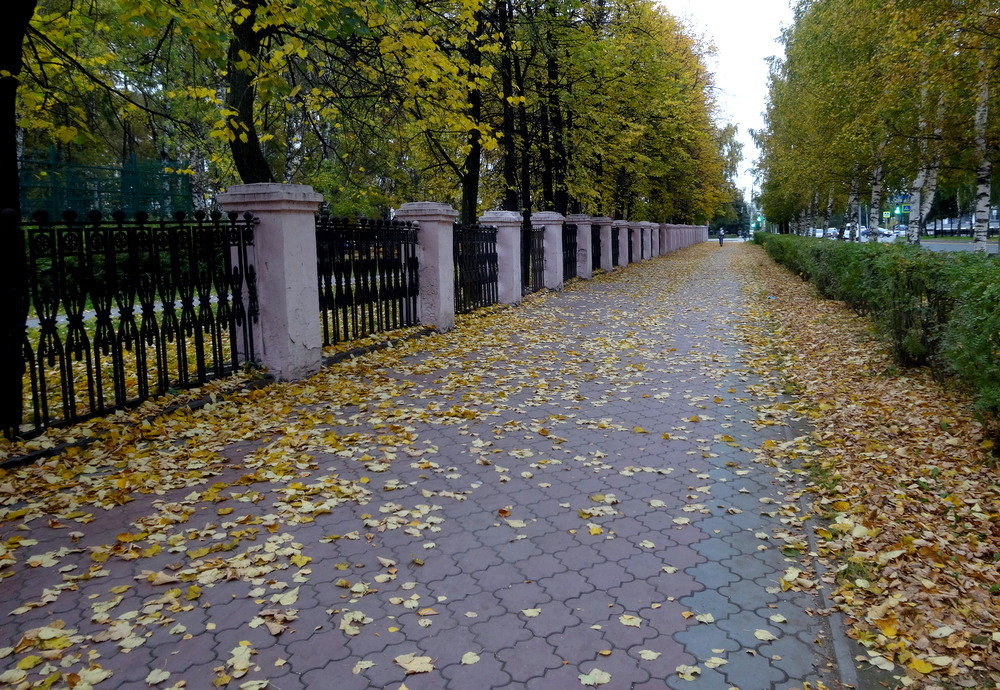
[658,0,793,202]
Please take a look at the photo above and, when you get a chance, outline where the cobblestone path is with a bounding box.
[0,243,848,689]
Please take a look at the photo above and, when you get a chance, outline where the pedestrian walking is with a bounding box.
[717,228,725,246]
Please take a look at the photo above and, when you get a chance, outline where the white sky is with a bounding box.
[658,0,793,202]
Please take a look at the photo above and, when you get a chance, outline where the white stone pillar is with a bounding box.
[651,222,661,256]
[217,183,323,381]
[480,210,522,305]
[567,214,592,280]
[629,221,642,263]
[640,222,653,259]
[594,217,613,271]
[394,202,458,332]
[532,211,565,290]
[614,220,630,266]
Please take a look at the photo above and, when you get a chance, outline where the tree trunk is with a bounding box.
[497,0,518,212]
[459,11,484,225]
[868,164,884,242]
[972,55,990,252]
[0,0,37,437]
[226,0,275,184]
[539,98,554,210]
[845,178,859,240]
[546,45,568,215]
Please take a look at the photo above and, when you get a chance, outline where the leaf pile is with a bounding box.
[737,245,1000,687]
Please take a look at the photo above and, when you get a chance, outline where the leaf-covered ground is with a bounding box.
[7,241,983,689]
[737,245,1000,688]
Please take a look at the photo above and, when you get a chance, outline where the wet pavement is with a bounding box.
[0,243,849,689]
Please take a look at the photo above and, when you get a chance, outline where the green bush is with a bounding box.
[756,233,1000,415]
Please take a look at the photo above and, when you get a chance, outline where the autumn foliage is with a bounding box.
[740,245,1000,685]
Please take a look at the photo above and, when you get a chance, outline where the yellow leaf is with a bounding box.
[908,658,934,674]
[17,655,43,670]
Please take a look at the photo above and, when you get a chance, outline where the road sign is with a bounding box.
[902,205,912,213]
[882,211,891,218]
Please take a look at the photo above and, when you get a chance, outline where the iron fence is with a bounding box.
[592,224,601,271]
[612,226,620,266]
[9,208,257,439]
[454,222,499,314]
[628,228,634,262]
[563,224,578,281]
[524,224,545,293]
[316,215,419,346]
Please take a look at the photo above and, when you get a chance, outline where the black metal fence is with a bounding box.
[612,226,620,266]
[591,224,601,271]
[563,224,578,281]
[628,228,634,262]
[454,222,499,314]
[524,224,545,293]
[10,209,257,439]
[316,215,419,346]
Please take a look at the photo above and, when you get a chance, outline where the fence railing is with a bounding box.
[316,215,419,346]
[563,224,578,281]
[525,225,545,294]
[9,208,257,439]
[454,222,499,314]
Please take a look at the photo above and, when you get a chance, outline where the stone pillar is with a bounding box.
[651,222,661,256]
[217,183,323,381]
[629,221,642,262]
[395,202,459,332]
[480,210,522,305]
[594,217,613,271]
[640,222,653,259]
[567,214,592,280]
[614,220,630,266]
[532,211,565,290]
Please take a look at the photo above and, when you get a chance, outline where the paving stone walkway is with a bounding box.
[0,243,849,689]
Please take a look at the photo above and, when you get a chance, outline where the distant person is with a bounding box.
[717,228,725,246]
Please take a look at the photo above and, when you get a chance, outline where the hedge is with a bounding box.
[755,233,1000,415]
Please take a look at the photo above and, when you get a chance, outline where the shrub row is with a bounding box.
[755,233,1000,415]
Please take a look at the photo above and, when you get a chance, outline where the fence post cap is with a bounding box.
[396,202,459,221]
[530,211,565,223]
[591,216,613,224]
[639,220,655,228]
[217,183,323,212]
[565,214,590,223]
[479,210,522,224]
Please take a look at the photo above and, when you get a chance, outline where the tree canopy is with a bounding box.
[756,0,998,247]
[13,0,739,223]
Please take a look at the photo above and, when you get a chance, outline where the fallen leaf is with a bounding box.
[145,669,171,684]
[352,660,374,674]
[578,668,611,686]
[394,653,434,675]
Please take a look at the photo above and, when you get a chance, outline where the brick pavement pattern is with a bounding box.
[0,243,845,689]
